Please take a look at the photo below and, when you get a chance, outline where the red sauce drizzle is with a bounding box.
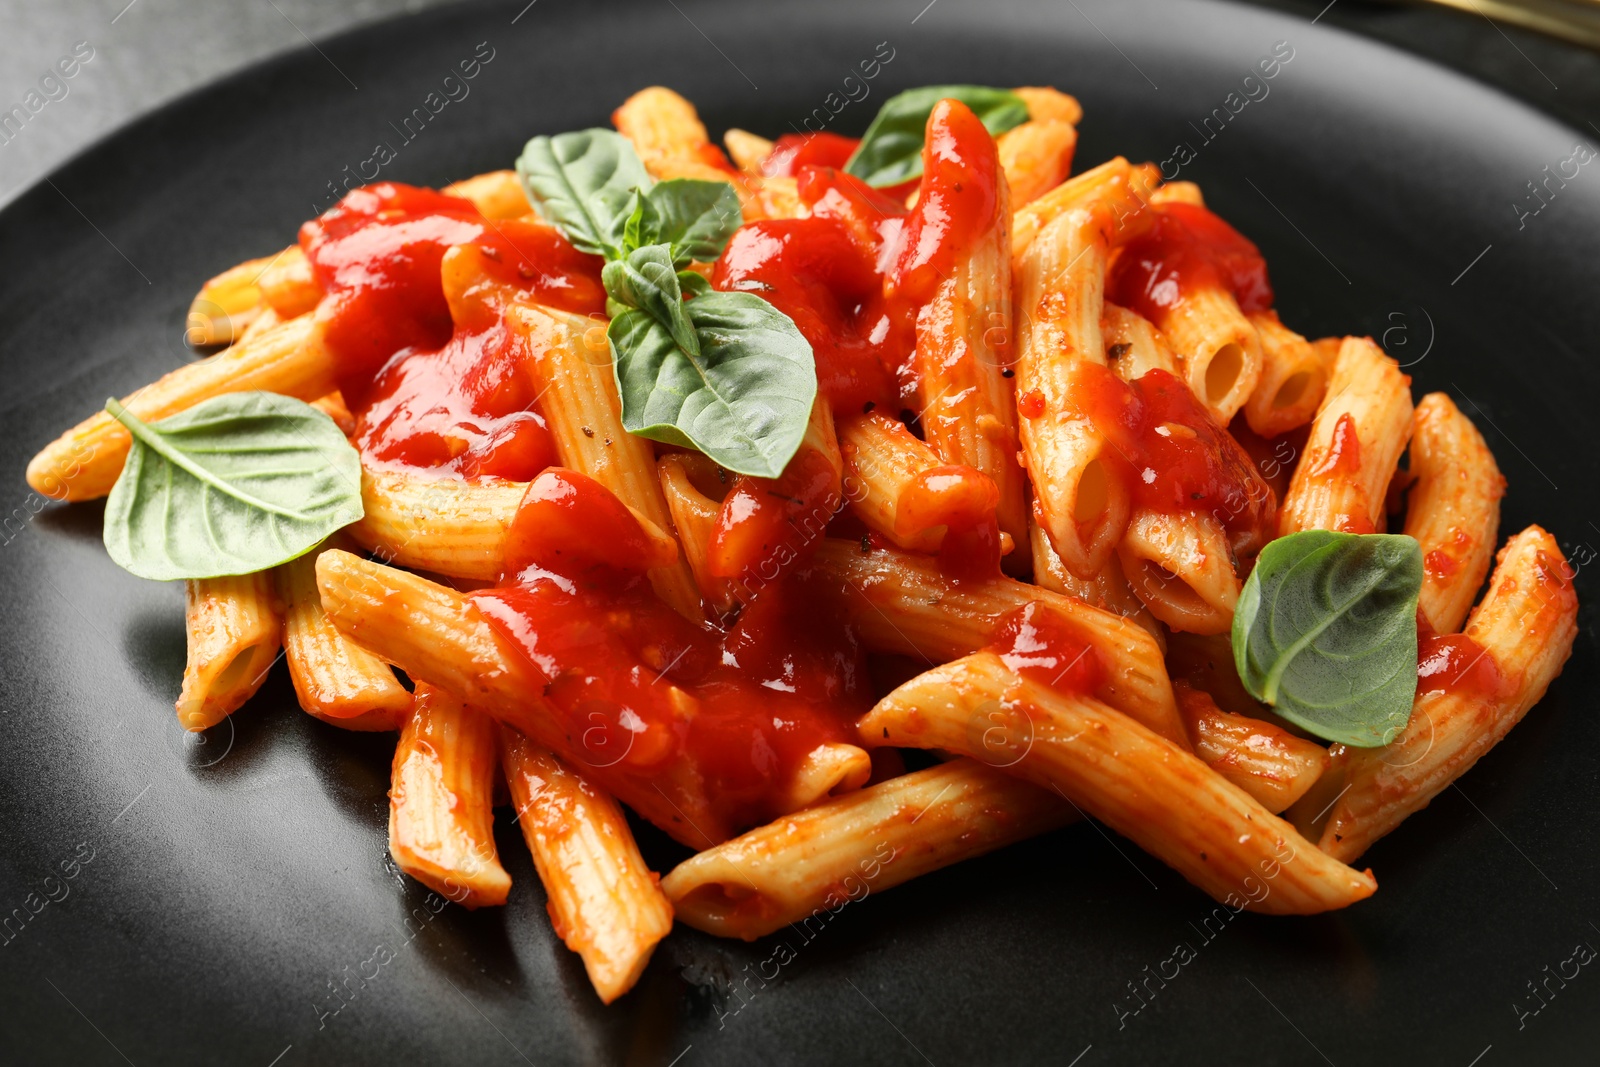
[301,182,604,478]
[986,602,1105,695]
[707,97,1009,584]
[470,469,867,832]
[758,132,860,177]
[1107,202,1273,319]
[1311,413,1362,477]
[1416,612,1509,700]
[897,464,1003,583]
[1075,364,1276,549]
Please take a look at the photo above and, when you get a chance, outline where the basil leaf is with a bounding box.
[609,289,815,478]
[603,245,700,358]
[103,393,364,581]
[516,129,652,258]
[1232,531,1423,748]
[630,179,743,265]
[845,85,1029,188]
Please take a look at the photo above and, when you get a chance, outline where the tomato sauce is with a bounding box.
[469,469,867,833]
[896,463,1003,583]
[986,602,1105,695]
[707,99,1006,586]
[758,132,860,177]
[1107,201,1273,319]
[301,182,605,479]
[1415,612,1508,701]
[1073,364,1276,551]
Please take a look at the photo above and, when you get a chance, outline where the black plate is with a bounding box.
[3,0,1598,1063]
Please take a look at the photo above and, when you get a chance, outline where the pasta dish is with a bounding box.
[24,84,1578,1005]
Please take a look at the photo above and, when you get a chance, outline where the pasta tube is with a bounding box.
[26,315,336,501]
[500,727,673,1003]
[177,572,282,732]
[1403,393,1504,633]
[811,539,1184,746]
[859,654,1377,914]
[277,538,411,727]
[1245,311,1327,437]
[1278,336,1413,536]
[389,684,511,908]
[1175,684,1328,813]
[663,758,1073,940]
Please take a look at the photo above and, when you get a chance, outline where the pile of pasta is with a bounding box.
[25,86,1578,1005]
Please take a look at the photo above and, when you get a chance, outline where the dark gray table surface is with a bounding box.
[1,0,1597,208]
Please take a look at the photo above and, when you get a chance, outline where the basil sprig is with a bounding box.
[844,85,1029,188]
[517,129,815,479]
[1232,531,1423,748]
[103,392,364,581]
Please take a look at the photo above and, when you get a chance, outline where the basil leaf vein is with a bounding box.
[610,287,815,479]
[103,392,364,581]
[844,85,1030,188]
[628,179,743,266]
[516,129,651,258]
[1232,530,1423,748]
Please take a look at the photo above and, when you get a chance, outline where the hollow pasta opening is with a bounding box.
[1075,460,1110,522]
[1272,370,1312,410]
[1205,342,1245,405]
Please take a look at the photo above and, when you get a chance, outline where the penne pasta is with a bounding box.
[349,468,527,581]
[1010,157,1157,264]
[507,302,702,619]
[441,169,531,219]
[1013,204,1127,577]
[773,742,874,814]
[257,246,323,320]
[177,572,282,732]
[277,538,412,727]
[859,654,1377,914]
[1148,181,1204,208]
[837,411,1014,557]
[316,549,730,848]
[663,758,1073,940]
[186,254,276,348]
[500,727,674,1003]
[1245,311,1327,437]
[1027,515,1164,646]
[1403,392,1504,633]
[812,538,1184,746]
[1278,336,1413,536]
[723,128,774,173]
[1117,508,1240,636]
[1160,284,1263,427]
[26,315,337,501]
[389,684,511,908]
[657,454,737,615]
[1311,526,1577,862]
[1175,683,1328,813]
[909,126,1028,573]
[1013,86,1083,125]
[1103,303,1179,380]
[997,119,1077,206]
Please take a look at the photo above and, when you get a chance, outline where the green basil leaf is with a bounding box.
[844,85,1029,188]
[1232,531,1423,748]
[516,128,652,258]
[677,269,712,297]
[602,245,700,358]
[633,179,743,265]
[609,290,816,478]
[103,392,364,581]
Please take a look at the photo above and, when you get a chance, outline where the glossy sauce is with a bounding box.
[986,602,1105,695]
[469,469,868,832]
[1107,202,1273,319]
[1415,612,1508,700]
[897,464,1003,583]
[302,182,605,478]
[1073,364,1277,550]
[1304,412,1374,534]
[758,132,860,177]
[706,99,1005,585]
